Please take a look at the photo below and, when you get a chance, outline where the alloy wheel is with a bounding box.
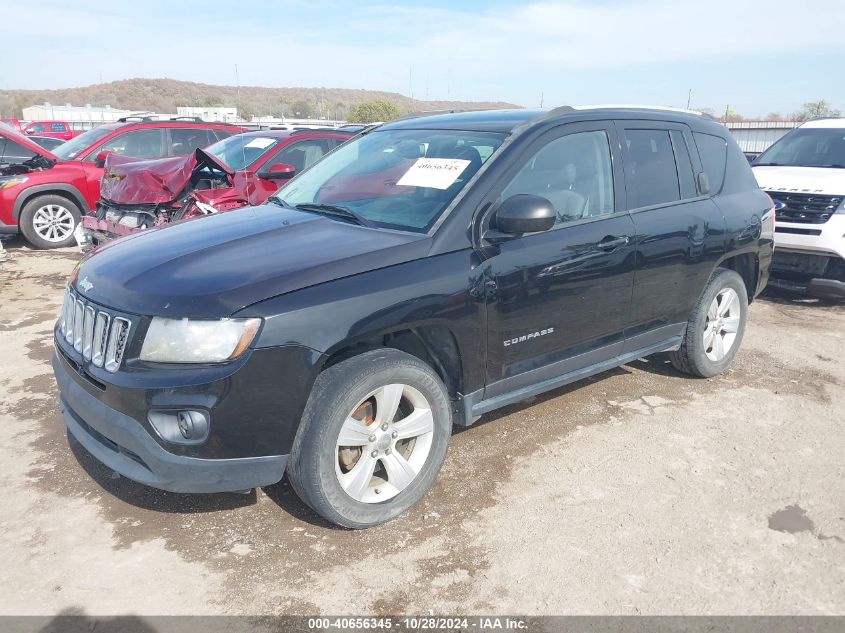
[335,383,435,503]
[703,287,741,361]
[32,204,75,243]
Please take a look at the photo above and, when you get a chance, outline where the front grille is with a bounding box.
[58,288,132,373]
[766,191,842,224]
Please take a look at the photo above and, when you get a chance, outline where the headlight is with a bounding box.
[140,317,261,363]
[0,176,28,190]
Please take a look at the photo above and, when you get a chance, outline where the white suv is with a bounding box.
[752,118,845,299]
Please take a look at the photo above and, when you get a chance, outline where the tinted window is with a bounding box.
[502,130,615,224]
[265,139,335,173]
[97,129,164,159]
[170,128,215,155]
[671,131,697,198]
[50,123,66,132]
[693,132,728,194]
[624,129,680,207]
[213,129,236,141]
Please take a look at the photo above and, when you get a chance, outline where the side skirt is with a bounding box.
[456,333,683,428]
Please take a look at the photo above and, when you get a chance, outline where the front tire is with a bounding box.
[19,195,81,249]
[670,268,748,377]
[286,349,452,529]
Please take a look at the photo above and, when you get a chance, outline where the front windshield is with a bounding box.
[205,134,280,171]
[52,126,115,160]
[276,129,505,232]
[754,127,845,168]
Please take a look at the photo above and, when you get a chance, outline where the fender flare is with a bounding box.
[12,184,91,220]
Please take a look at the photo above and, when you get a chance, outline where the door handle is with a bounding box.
[595,235,630,251]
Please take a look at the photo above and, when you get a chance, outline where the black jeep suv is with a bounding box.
[53,107,773,528]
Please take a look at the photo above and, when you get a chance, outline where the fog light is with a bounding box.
[148,409,210,445]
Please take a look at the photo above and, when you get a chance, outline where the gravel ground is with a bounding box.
[0,235,843,617]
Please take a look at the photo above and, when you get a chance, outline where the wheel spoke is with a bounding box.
[703,328,715,350]
[374,384,403,425]
[381,451,418,491]
[722,316,740,334]
[337,417,373,447]
[394,407,434,440]
[717,290,736,317]
[713,332,725,359]
[340,452,377,501]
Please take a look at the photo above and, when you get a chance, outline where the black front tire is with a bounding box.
[670,267,748,378]
[286,349,452,529]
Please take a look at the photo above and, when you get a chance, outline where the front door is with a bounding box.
[482,122,636,397]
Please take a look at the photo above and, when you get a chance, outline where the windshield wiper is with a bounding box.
[293,203,373,227]
[267,195,295,209]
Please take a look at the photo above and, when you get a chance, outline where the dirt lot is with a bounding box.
[0,235,843,617]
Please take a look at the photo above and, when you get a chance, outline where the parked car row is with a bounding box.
[81,128,354,245]
[0,118,242,248]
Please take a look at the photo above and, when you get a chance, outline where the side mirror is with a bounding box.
[258,163,296,180]
[24,129,34,135]
[95,150,110,168]
[494,194,556,235]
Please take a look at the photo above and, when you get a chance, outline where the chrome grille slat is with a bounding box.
[82,306,95,361]
[64,291,75,343]
[92,312,109,368]
[59,288,132,373]
[105,318,131,373]
[73,299,84,353]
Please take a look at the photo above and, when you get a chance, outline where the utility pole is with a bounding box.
[686,88,692,109]
[235,64,240,119]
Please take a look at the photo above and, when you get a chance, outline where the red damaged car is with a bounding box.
[81,129,354,245]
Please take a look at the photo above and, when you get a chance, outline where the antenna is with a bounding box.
[686,88,692,109]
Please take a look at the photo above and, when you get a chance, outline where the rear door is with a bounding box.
[617,121,725,351]
[482,121,636,395]
[167,127,217,156]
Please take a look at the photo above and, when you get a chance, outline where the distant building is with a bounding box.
[22,102,148,124]
[725,120,800,154]
[176,106,239,122]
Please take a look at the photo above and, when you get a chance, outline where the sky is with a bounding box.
[2,0,844,118]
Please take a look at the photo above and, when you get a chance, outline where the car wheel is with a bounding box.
[19,195,81,249]
[670,267,748,378]
[286,349,452,529]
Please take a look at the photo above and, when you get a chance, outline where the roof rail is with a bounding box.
[392,108,495,122]
[570,104,708,117]
[116,116,153,123]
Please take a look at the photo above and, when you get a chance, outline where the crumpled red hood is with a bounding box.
[100,148,233,205]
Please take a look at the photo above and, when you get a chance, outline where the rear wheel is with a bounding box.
[19,195,81,249]
[286,349,452,528]
[670,268,748,377]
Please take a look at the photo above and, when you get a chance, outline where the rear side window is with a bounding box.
[50,123,66,132]
[170,128,215,155]
[693,133,727,194]
[624,129,680,207]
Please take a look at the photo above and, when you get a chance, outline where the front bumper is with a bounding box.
[53,350,288,493]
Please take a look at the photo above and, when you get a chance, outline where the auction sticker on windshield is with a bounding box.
[245,137,275,149]
[396,158,471,189]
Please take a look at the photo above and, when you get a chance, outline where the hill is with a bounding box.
[0,78,520,120]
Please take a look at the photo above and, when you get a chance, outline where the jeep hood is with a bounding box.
[73,204,431,317]
[752,165,845,196]
[101,148,234,205]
